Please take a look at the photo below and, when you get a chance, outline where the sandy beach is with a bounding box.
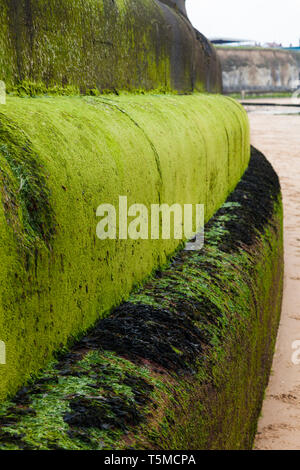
[247,100,300,450]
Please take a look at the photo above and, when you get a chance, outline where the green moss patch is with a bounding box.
[0,114,55,248]
[0,350,165,450]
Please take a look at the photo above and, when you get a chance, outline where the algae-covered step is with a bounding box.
[0,93,249,401]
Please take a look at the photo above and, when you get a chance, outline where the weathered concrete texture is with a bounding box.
[218,48,299,93]
[158,2,221,93]
[291,50,300,78]
[0,0,221,94]
[159,0,187,16]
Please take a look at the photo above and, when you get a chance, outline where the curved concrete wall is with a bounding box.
[0,94,249,401]
[0,0,221,94]
[159,0,187,16]
[218,47,299,93]
[0,147,283,450]
[0,3,284,453]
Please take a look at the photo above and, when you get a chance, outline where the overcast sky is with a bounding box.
[186,0,300,46]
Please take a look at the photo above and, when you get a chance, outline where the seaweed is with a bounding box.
[77,302,205,374]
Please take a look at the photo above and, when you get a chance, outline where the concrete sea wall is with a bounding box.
[0,0,285,450]
[218,47,299,94]
[291,50,300,82]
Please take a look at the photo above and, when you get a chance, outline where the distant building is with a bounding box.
[263,42,282,48]
[210,38,257,47]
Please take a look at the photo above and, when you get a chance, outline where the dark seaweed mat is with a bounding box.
[214,146,281,252]
[64,395,143,431]
[76,303,205,374]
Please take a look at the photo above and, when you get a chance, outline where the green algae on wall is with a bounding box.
[0,147,283,450]
[0,0,221,95]
[0,93,249,402]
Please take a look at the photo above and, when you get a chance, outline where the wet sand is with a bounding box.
[248,102,300,450]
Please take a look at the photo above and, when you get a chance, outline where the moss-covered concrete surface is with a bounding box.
[0,0,221,95]
[0,93,249,401]
[0,147,283,450]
